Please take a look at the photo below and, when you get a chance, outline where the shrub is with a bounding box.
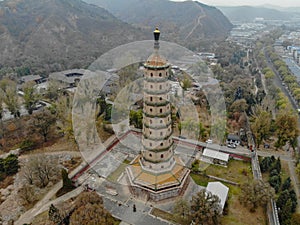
[19,139,35,152]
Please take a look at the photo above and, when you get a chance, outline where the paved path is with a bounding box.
[15,181,63,225]
[185,3,206,40]
[19,151,81,159]
[15,185,84,225]
[288,160,300,213]
[15,156,88,225]
[14,133,119,224]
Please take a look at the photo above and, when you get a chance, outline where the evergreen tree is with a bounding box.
[62,168,73,190]
[280,199,292,225]
[4,154,19,175]
[269,175,281,193]
[49,204,62,224]
[282,177,291,191]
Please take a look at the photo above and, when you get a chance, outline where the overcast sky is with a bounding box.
[171,0,300,7]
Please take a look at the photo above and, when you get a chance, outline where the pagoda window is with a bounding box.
[151,73,153,77]
[159,73,162,77]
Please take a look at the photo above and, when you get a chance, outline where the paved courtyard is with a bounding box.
[80,132,205,225]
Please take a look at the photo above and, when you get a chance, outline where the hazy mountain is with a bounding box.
[260,4,300,13]
[0,0,148,74]
[84,0,233,50]
[218,6,296,22]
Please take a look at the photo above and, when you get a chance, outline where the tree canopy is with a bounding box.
[239,180,274,212]
[190,189,222,225]
[70,191,115,225]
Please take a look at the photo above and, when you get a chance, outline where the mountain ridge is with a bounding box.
[84,0,233,50]
[217,5,300,22]
[0,0,149,75]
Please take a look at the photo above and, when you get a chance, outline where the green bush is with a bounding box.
[19,139,35,151]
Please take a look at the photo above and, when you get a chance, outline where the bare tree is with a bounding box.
[32,109,56,142]
[18,184,36,205]
[22,155,60,188]
[20,160,35,185]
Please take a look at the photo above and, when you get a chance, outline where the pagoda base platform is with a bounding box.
[126,155,190,202]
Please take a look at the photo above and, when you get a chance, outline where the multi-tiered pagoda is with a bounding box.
[126,28,190,202]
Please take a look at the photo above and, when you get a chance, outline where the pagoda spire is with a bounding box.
[154,27,160,50]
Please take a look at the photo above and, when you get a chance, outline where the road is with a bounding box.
[264,48,300,223]
[284,57,300,80]
[264,49,300,213]
[264,49,298,110]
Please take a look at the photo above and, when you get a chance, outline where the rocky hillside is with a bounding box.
[0,0,148,75]
[85,0,233,50]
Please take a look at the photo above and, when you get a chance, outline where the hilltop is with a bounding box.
[85,0,233,50]
[0,0,148,74]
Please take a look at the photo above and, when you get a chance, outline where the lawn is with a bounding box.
[107,159,129,182]
[204,159,253,184]
[221,184,267,225]
[190,172,210,186]
[190,159,267,225]
[192,159,252,184]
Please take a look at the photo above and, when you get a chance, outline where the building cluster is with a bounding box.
[278,31,300,65]
[228,23,267,47]
[287,46,300,64]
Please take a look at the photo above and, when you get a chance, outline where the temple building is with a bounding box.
[126,28,190,202]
